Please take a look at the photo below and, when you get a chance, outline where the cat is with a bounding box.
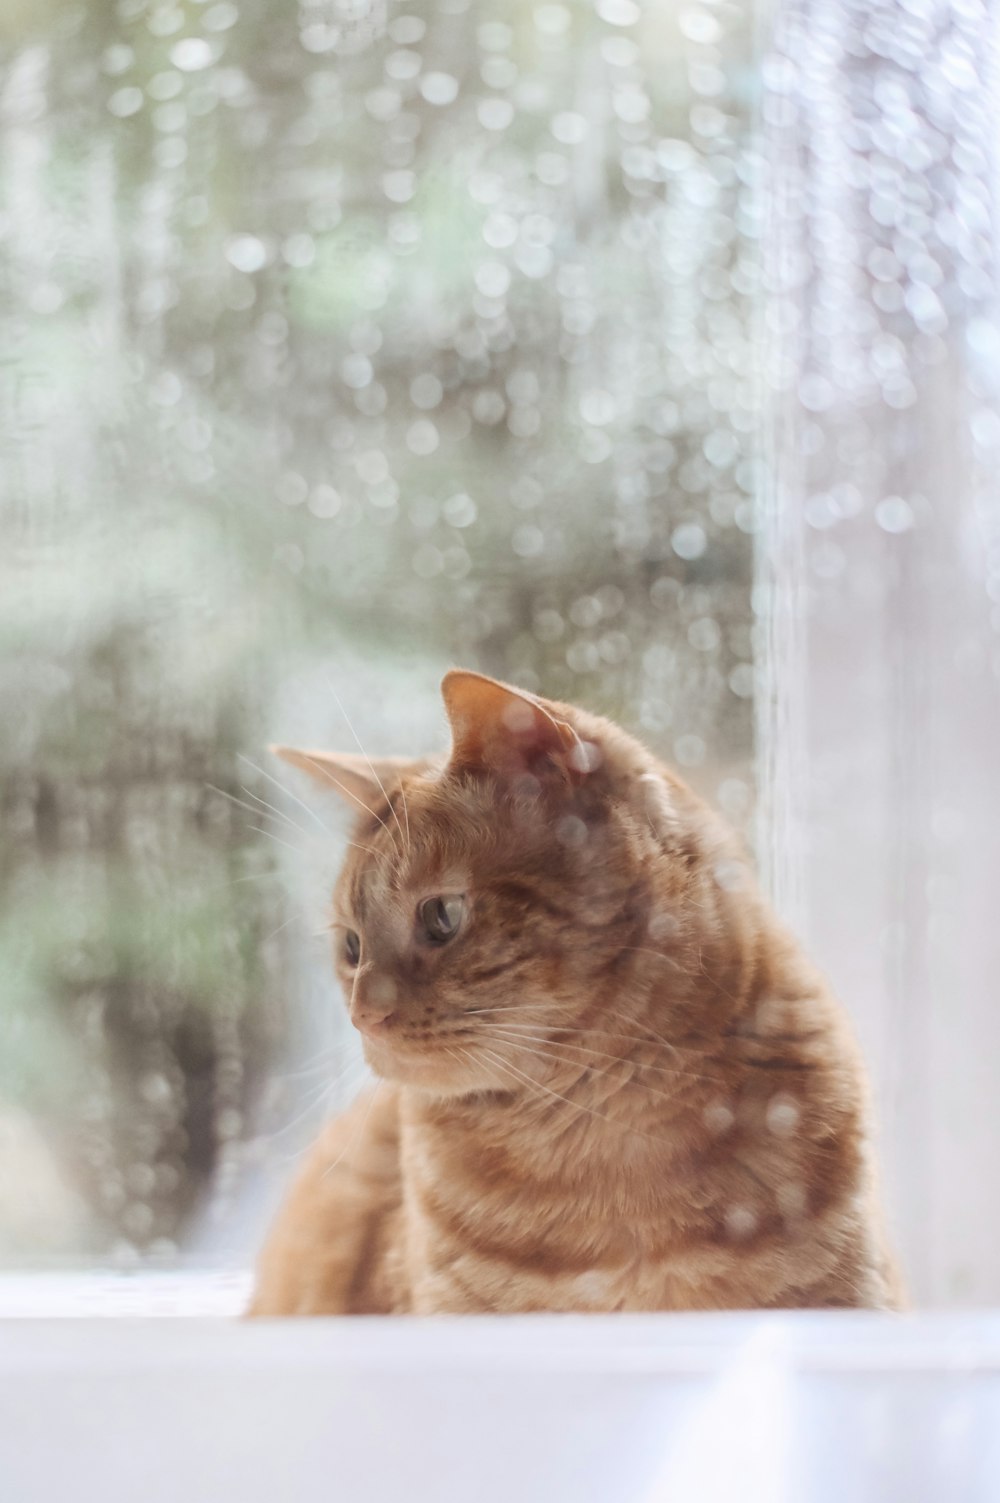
[248,669,901,1314]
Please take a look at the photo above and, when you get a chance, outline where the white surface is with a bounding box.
[0,1270,251,1318]
[0,1297,998,1503]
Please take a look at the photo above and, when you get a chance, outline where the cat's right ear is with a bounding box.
[270,746,415,819]
[441,669,585,785]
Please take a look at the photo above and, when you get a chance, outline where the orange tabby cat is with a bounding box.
[249,670,900,1314]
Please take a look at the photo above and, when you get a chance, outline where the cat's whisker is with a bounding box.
[218,793,378,865]
[207,783,318,844]
[481,1025,723,1093]
[273,1041,352,1085]
[238,781,321,843]
[262,1056,361,1152]
[595,1006,714,1062]
[616,944,690,972]
[396,775,411,855]
[476,1044,672,1146]
[191,868,281,896]
[694,957,743,1008]
[246,823,315,858]
[288,752,400,853]
[235,778,384,862]
[263,910,303,945]
[238,751,343,845]
[443,1044,470,1078]
[325,680,408,855]
[320,1080,382,1182]
[461,1007,718,1066]
[614,940,743,1009]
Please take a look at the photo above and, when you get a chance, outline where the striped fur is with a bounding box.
[249,672,901,1315]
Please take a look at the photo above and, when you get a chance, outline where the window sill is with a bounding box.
[2,1280,998,1502]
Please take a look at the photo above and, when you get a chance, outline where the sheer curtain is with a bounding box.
[760,0,1000,1304]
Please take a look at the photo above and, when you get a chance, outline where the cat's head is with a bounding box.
[275,670,725,1097]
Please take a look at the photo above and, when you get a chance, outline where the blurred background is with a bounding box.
[0,0,997,1305]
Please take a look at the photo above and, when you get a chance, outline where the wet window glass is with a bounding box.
[1,0,998,1305]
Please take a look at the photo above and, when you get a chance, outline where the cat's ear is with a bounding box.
[270,746,416,818]
[441,670,586,784]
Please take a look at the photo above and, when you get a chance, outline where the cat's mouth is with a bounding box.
[357,1022,485,1093]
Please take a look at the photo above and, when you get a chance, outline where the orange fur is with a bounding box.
[249,671,901,1315]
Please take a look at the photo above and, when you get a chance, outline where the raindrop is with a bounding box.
[203,3,238,31]
[712,860,746,892]
[473,390,506,425]
[413,545,443,579]
[534,609,565,643]
[225,234,268,273]
[556,815,588,848]
[569,596,602,629]
[688,617,721,652]
[481,57,518,89]
[406,419,439,456]
[420,72,459,106]
[108,86,144,117]
[535,4,572,35]
[356,449,389,485]
[703,1101,735,1135]
[597,0,640,26]
[766,1094,800,1136]
[580,389,617,426]
[148,71,183,101]
[366,87,402,122]
[511,525,545,558]
[102,44,135,75]
[147,7,185,37]
[277,472,307,507]
[551,111,588,145]
[475,262,511,298]
[724,1205,758,1240]
[382,170,415,204]
[674,734,706,767]
[679,8,721,44]
[170,38,216,72]
[874,495,915,533]
[478,98,515,131]
[477,22,512,51]
[442,493,477,528]
[671,522,707,560]
[729,664,754,698]
[410,373,443,409]
[282,234,315,268]
[386,50,422,82]
[309,485,341,519]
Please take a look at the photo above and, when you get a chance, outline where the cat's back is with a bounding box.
[248,1083,405,1315]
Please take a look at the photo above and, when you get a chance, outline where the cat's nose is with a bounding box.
[350,967,399,1032]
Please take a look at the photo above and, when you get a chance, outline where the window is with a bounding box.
[1,0,996,1311]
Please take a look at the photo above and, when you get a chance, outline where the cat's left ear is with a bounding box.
[441,669,590,784]
[270,746,420,819]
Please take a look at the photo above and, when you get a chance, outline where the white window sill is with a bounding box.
[2,1278,998,1502]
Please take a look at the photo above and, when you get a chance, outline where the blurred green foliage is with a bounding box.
[0,0,757,1263]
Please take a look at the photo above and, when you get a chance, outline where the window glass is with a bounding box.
[0,0,756,1269]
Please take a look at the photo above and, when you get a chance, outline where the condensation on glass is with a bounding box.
[0,0,758,1266]
[760,0,1000,1303]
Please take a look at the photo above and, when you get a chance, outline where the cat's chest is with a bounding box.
[397,1126,683,1313]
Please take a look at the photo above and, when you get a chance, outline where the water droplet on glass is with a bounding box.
[225,234,268,273]
[170,38,216,72]
[874,495,915,534]
[671,522,707,560]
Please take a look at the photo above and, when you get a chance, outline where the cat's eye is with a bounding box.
[418,895,465,945]
[343,930,361,966]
